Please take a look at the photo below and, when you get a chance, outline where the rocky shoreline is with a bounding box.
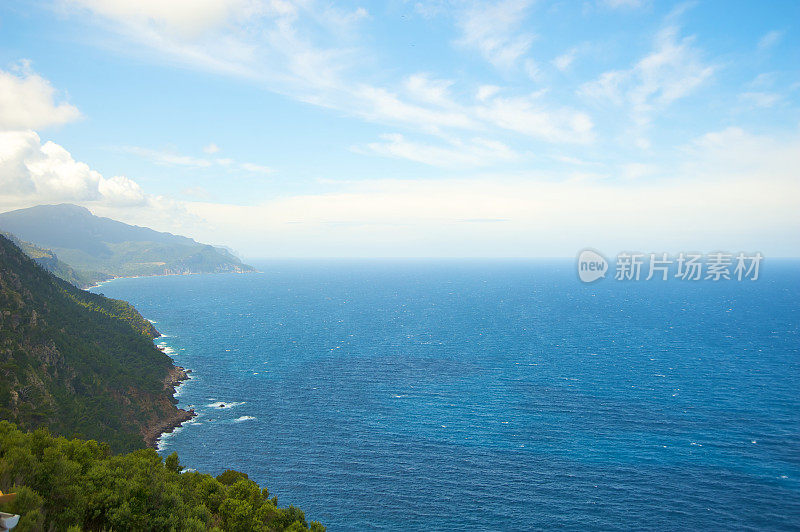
[142,364,196,448]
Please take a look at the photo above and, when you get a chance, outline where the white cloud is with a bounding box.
[758,30,783,51]
[747,72,777,89]
[523,58,542,82]
[67,0,262,38]
[739,91,781,108]
[181,186,211,199]
[122,144,272,175]
[122,146,214,167]
[580,26,714,128]
[620,162,654,180]
[476,95,595,144]
[0,63,81,130]
[361,133,519,168]
[455,0,535,70]
[476,85,501,101]
[353,85,477,132]
[601,0,645,9]
[0,130,145,206]
[203,142,220,154]
[404,74,455,106]
[686,127,800,177]
[553,49,577,72]
[239,162,273,174]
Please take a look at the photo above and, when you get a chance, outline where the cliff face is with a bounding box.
[0,234,190,452]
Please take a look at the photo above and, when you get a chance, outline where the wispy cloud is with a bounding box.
[600,0,646,9]
[121,146,213,168]
[359,133,519,168]
[476,94,595,144]
[553,49,577,72]
[758,30,784,51]
[739,91,781,108]
[404,74,456,107]
[120,145,272,175]
[454,0,536,71]
[579,25,714,133]
[239,162,273,174]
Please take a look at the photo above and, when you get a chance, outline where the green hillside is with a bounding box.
[0,234,188,452]
[0,204,255,278]
[1,231,110,288]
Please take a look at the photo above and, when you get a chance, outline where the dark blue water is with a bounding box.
[91,260,800,530]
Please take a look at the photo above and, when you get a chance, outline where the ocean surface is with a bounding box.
[91,260,800,530]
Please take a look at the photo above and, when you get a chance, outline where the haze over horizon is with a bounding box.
[1,0,799,258]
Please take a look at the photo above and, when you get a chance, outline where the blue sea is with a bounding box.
[91,260,800,530]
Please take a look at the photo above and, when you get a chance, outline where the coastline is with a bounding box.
[87,275,199,449]
[143,364,196,449]
[84,268,259,291]
[88,272,253,450]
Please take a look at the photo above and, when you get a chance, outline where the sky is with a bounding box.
[0,0,798,258]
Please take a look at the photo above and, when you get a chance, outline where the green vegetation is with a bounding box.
[0,422,325,531]
[0,231,110,289]
[0,204,254,278]
[64,289,160,338]
[0,234,185,452]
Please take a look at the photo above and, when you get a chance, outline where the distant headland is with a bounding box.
[0,203,255,289]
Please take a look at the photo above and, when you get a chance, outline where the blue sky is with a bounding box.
[0,0,798,257]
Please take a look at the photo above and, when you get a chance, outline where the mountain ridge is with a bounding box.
[0,204,255,280]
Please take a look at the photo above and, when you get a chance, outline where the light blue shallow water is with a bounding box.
[92,260,800,530]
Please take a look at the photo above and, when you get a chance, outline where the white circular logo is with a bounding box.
[577,249,608,283]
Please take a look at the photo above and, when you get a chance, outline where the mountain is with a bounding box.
[0,204,254,278]
[0,233,192,452]
[0,231,111,288]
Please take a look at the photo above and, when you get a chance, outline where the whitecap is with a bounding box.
[235,416,256,422]
[156,417,199,451]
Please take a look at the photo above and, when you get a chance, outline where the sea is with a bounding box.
[90,259,800,530]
